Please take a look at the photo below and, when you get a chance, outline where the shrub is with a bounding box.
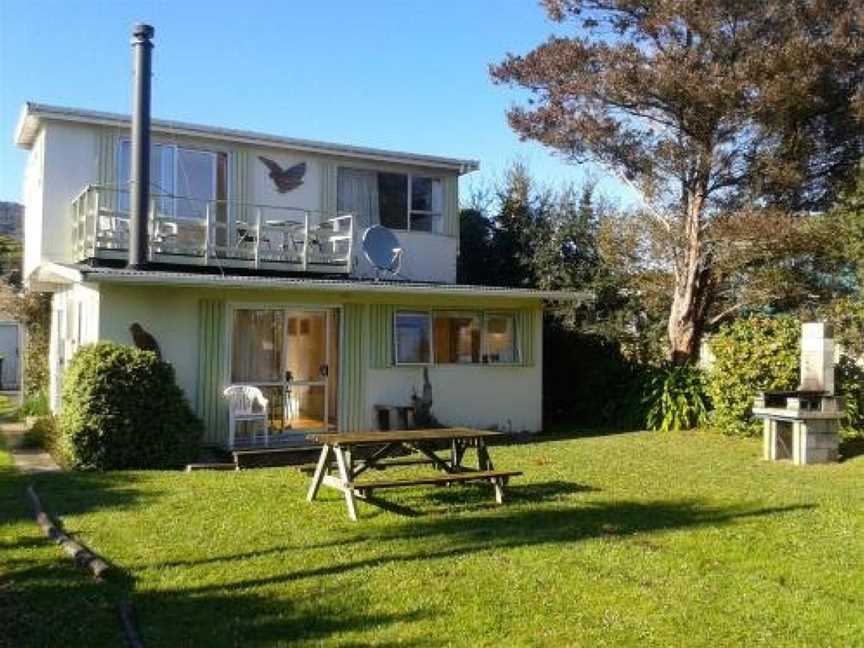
[642,364,710,432]
[57,342,202,470]
[837,356,864,438]
[0,286,52,400]
[21,415,57,451]
[18,389,49,418]
[707,316,800,436]
[543,318,645,428]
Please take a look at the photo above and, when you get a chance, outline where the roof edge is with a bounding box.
[15,102,481,173]
[62,265,590,302]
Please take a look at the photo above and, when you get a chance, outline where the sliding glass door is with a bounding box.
[230,307,338,446]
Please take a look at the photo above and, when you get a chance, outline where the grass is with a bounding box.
[0,394,18,420]
[2,430,864,646]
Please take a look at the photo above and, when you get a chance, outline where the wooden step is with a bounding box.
[233,446,322,469]
[353,470,522,493]
[185,462,237,472]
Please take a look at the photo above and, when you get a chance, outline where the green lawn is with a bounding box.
[2,430,863,647]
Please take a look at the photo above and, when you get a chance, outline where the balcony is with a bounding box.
[70,185,354,273]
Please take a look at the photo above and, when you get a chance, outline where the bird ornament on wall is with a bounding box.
[129,323,162,360]
[258,156,306,193]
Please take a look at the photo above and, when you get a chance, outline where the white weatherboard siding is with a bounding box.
[90,283,545,436]
[353,231,457,283]
[250,149,323,213]
[48,283,101,411]
[22,129,45,280]
[97,284,200,409]
[19,113,467,286]
[367,308,543,432]
[42,123,98,265]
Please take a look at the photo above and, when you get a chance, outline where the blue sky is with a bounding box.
[0,0,631,205]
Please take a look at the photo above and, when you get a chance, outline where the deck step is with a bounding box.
[354,470,522,493]
[185,462,237,472]
[233,446,322,469]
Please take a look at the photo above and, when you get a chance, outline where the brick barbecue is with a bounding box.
[752,322,841,464]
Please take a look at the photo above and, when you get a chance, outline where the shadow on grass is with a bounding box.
[0,465,161,528]
[2,559,436,648]
[150,499,814,595]
[360,480,598,518]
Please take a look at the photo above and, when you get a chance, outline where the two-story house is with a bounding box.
[14,102,583,449]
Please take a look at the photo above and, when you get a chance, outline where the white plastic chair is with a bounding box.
[223,385,269,448]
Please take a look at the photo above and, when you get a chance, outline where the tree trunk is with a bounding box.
[667,186,712,366]
[668,270,707,365]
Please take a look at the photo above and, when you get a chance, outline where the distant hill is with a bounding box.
[0,202,23,241]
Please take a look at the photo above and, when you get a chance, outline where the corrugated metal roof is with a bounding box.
[57,264,590,302]
[14,102,480,174]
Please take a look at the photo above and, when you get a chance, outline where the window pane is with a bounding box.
[118,140,131,212]
[117,141,174,215]
[411,176,442,212]
[434,313,480,364]
[395,313,430,364]
[231,310,284,382]
[378,172,408,230]
[484,315,518,364]
[176,148,216,219]
[410,212,437,232]
[152,144,175,217]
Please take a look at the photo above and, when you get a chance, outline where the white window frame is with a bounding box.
[393,310,522,367]
[339,167,444,234]
[407,174,443,233]
[393,311,434,366]
[116,139,226,220]
[432,311,482,365]
[481,311,521,366]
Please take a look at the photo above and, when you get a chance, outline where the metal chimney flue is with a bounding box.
[128,23,154,269]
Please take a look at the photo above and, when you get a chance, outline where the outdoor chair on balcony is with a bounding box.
[223,385,270,448]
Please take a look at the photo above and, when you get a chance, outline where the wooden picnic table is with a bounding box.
[305,428,521,521]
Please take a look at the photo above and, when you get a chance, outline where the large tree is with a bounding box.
[492,0,864,363]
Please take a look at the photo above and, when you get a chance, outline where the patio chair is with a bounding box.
[223,385,269,448]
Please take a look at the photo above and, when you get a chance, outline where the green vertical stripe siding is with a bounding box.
[320,159,338,217]
[197,299,229,445]
[519,309,537,367]
[339,303,368,432]
[443,175,459,238]
[369,304,394,368]
[95,127,117,210]
[231,149,252,226]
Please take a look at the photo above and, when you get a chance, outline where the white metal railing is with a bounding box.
[70,184,354,272]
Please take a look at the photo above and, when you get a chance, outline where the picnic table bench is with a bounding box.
[305,428,522,521]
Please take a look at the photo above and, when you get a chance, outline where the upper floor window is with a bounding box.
[118,140,228,220]
[337,167,443,233]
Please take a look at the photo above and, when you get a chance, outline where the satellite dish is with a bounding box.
[362,226,404,279]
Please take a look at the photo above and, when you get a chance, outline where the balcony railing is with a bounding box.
[71,185,354,273]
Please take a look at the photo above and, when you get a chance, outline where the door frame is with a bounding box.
[224,302,342,437]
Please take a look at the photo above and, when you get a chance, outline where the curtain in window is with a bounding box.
[518,309,537,367]
[337,168,379,231]
[231,309,284,383]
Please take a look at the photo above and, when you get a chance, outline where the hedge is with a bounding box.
[57,342,202,470]
[707,316,800,436]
